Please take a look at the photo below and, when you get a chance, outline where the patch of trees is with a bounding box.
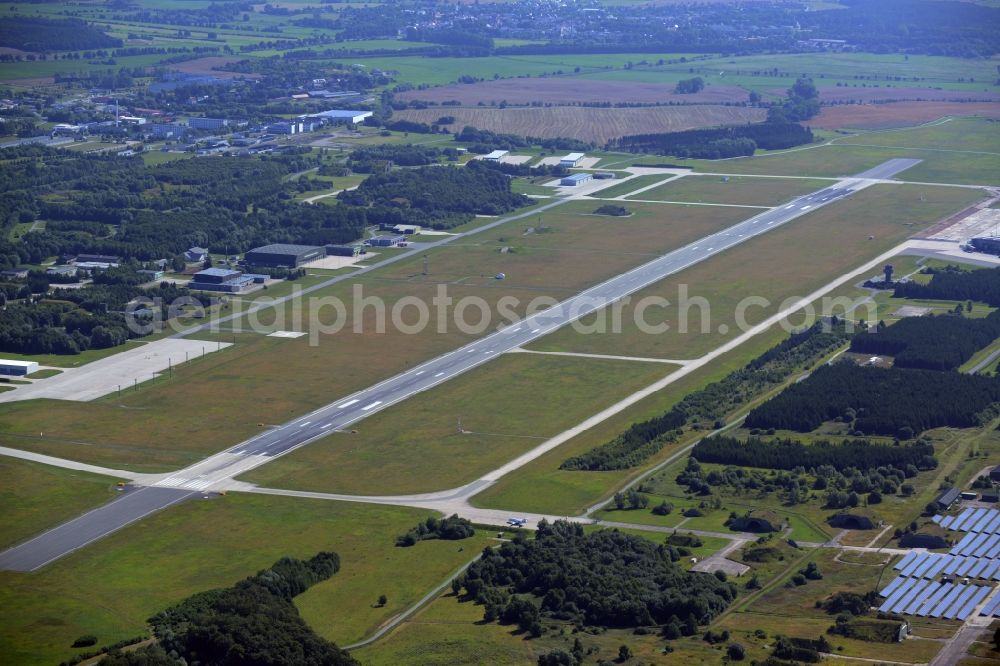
[609,123,814,159]
[675,453,919,507]
[395,514,475,546]
[850,310,1000,371]
[0,17,122,52]
[144,552,356,666]
[593,205,630,217]
[561,321,850,471]
[456,520,736,630]
[743,362,1000,437]
[895,266,1000,307]
[828,616,901,643]
[674,77,705,94]
[692,436,937,474]
[767,77,820,123]
[347,144,442,170]
[339,162,530,229]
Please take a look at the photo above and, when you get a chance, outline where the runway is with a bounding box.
[0,486,196,572]
[0,158,920,571]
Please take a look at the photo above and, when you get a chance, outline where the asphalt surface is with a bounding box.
[0,486,196,572]
[1,159,921,571]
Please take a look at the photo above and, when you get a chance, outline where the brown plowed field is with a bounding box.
[811,101,1000,129]
[397,78,750,105]
[811,86,1000,103]
[395,105,765,144]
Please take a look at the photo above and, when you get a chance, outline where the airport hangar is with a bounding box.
[244,243,326,268]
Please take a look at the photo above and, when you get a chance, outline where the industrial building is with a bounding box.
[267,121,303,135]
[0,360,38,376]
[187,117,229,130]
[483,150,509,162]
[368,235,405,247]
[303,109,373,124]
[561,173,593,186]
[188,267,254,293]
[245,243,326,268]
[559,152,585,167]
[970,237,1000,255]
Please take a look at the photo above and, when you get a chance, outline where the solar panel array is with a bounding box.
[877,508,1000,618]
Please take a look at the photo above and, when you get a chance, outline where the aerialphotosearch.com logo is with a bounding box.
[125,283,878,345]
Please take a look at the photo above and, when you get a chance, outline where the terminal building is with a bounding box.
[245,243,326,268]
[560,173,593,187]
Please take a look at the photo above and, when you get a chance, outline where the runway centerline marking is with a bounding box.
[336,399,359,409]
[361,401,382,411]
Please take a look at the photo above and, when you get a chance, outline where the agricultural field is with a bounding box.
[811,101,1000,130]
[0,492,493,666]
[241,352,673,495]
[395,105,766,145]
[397,78,752,106]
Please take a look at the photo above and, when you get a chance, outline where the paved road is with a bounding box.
[0,486,195,572]
[0,159,920,571]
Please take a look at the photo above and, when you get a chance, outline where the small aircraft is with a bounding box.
[495,272,506,280]
[507,517,528,527]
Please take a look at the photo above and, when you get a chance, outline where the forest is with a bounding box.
[456,521,736,631]
[895,266,1000,307]
[744,362,1000,437]
[0,147,367,267]
[608,122,814,159]
[0,16,122,52]
[122,551,358,666]
[561,322,850,471]
[691,436,937,474]
[338,162,530,229]
[849,309,1000,371]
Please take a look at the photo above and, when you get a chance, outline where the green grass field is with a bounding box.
[0,458,123,550]
[588,174,673,198]
[472,326,789,516]
[528,183,984,361]
[241,352,671,495]
[0,492,493,666]
[629,175,834,206]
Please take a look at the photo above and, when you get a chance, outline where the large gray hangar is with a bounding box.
[244,243,325,268]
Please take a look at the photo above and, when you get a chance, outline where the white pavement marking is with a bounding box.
[361,401,382,411]
[336,399,359,408]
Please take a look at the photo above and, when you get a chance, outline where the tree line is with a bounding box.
[691,436,937,473]
[744,362,1000,437]
[608,122,814,159]
[395,514,475,547]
